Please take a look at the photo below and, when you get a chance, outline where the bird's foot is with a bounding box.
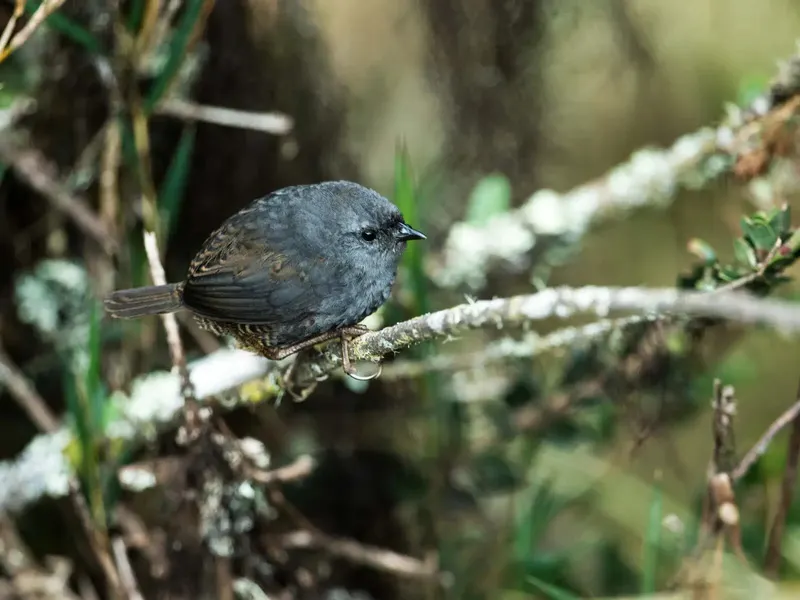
[277,353,329,402]
[338,330,382,381]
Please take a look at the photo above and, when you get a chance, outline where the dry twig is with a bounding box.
[143,231,204,441]
[0,0,66,64]
[0,514,82,600]
[763,379,800,577]
[0,336,123,596]
[247,454,315,485]
[0,342,59,433]
[279,530,441,582]
[0,0,25,56]
[111,537,145,600]
[0,138,118,253]
[732,397,800,482]
[157,98,293,134]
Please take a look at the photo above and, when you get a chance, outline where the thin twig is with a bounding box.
[763,380,800,577]
[66,481,123,598]
[99,118,122,236]
[215,556,234,600]
[279,530,441,581]
[710,380,737,474]
[0,138,118,253]
[142,231,203,440]
[0,0,67,64]
[0,337,122,595]
[142,0,184,66]
[247,455,315,484]
[156,98,293,134]
[0,342,60,433]
[0,514,82,600]
[114,505,168,579]
[0,0,24,55]
[731,396,800,481]
[111,537,144,600]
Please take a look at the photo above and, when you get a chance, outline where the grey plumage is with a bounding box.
[104,181,425,360]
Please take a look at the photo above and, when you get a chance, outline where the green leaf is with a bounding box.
[741,216,778,252]
[718,265,744,282]
[769,205,792,237]
[144,0,206,113]
[687,238,717,265]
[514,484,565,561]
[159,125,196,238]
[24,1,103,54]
[733,238,758,268]
[465,173,511,225]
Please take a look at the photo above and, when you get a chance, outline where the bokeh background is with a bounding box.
[3,1,800,598]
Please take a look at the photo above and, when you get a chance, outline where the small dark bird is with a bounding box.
[104,181,425,377]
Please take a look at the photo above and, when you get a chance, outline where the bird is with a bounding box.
[104,181,426,380]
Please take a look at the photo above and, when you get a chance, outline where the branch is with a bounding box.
[380,314,648,379]
[292,286,800,384]
[0,342,60,433]
[433,48,800,289]
[0,137,118,253]
[142,231,203,442]
[156,98,293,135]
[5,285,800,512]
[278,531,440,581]
[0,0,66,64]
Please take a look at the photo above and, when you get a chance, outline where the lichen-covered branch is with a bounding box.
[295,286,800,383]
[433,49,800,290]
[5,285,800,513]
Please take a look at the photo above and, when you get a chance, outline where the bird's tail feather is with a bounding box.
[104,283,184,318]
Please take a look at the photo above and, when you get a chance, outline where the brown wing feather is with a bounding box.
[181,204,321,326]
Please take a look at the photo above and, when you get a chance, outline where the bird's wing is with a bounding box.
[182,212,323,325]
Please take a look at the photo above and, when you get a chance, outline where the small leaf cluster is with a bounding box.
[681,204,800,294]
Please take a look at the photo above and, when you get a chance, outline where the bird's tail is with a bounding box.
[104,283,184,319]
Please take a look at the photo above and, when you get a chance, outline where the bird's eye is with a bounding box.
[361,229,377,242]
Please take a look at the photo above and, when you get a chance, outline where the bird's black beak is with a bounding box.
[395,222,426,242]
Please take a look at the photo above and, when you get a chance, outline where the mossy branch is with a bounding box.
[5,285,800,512]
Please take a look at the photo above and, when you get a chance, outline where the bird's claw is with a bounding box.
[343,361,383,381]
[339,334,382,381]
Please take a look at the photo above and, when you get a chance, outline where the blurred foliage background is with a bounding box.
[3,1,800,599]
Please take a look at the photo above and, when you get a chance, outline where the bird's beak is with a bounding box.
[395,222,426,242]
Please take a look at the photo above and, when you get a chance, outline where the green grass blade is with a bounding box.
[126,0,146,32]
[525,575,581,600]
[143,0,206,113]
[63,364,90,464]
[24,1,103,54]
[393,140,429,316]
[159,124,196,238]
[84,301,106,434]
[641,473,664,594]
